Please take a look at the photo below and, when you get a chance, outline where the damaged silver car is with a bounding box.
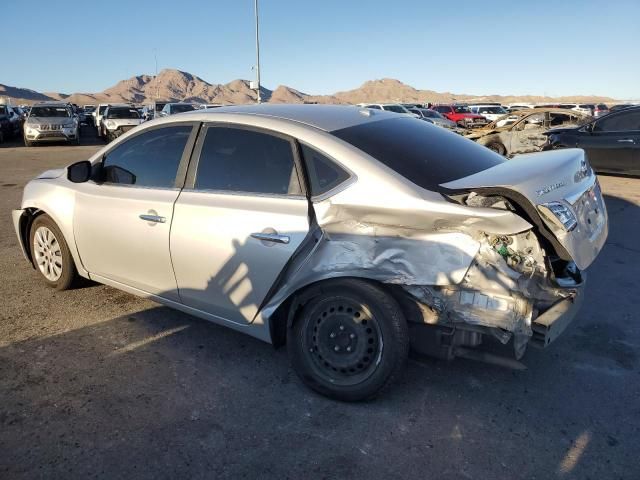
[12,105,608,401]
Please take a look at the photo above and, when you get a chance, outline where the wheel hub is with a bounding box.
[305,298,382,382]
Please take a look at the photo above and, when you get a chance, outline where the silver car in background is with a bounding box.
[12,105,608,400]
[23,102,79,146]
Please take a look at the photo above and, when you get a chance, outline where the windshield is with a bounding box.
[382,105,408,114]
[477,106,507,114]
[98,106,108,114]
[420,109,443,119]
[172,104,196,113]
[29,106,71,118]
[453,106,471,113]
[154,103,167,112]
[106,107,140,119]
[331,117,504,192]
[84,106,95,113]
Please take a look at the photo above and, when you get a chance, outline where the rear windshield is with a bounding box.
[172,104,196,113]
[106,107,140,119]
[420,109,441,118]
[382,105,407,114]
[29,106,71,117]
[453,106,471,113]
[331,117,504,192]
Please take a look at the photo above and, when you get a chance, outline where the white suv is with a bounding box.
[468,104,509,122]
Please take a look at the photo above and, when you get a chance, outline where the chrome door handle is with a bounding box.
[139,214,166,223]
[251,232,290,244]
[617,139,634,143]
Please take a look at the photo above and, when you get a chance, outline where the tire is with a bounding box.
[29,214,77,290]
[486,142,506,156]
[288,279,409,401]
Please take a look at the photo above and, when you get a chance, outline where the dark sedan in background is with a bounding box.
[544,106,640,176]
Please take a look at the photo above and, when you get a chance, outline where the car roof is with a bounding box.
[32,102,71,107]
[178,104,400,132]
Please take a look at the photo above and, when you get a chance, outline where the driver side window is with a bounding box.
[101,126,192,187]
[593,111,640,132]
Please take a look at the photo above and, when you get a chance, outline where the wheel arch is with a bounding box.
[16,206,88,278]
[268,275,417,348]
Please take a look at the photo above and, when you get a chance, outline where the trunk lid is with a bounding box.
[441,148,608,270]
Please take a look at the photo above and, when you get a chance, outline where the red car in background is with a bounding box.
[431,104,488,128]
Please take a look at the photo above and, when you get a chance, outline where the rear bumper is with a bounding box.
[530,277,586,348]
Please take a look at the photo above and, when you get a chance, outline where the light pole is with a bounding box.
[254,0,261,103]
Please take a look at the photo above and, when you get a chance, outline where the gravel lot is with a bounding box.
[1,126,639,479]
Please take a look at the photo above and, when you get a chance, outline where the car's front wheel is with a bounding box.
[288,279,409,401]
[29,214,77,290]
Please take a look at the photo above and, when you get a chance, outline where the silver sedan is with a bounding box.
[12,105,608,400]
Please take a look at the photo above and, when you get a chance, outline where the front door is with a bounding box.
[74,124,196,299]
[509,112,547,155]
[171,125,310,325]
[579,109,640,174]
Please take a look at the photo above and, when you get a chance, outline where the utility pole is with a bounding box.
[254,0,261,103]
[154,50,159,103]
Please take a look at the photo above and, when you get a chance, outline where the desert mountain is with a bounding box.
[1,69,618,106]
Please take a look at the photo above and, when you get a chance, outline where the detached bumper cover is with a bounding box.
[530,277,586,348]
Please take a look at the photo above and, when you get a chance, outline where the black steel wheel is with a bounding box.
[288,279,409,401]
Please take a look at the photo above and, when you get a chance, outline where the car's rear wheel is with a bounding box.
[30,214,77,290]
[288,279,409,401]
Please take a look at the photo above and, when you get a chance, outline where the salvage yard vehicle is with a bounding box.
[0,104,20,142]
[465,108,591,156]
[94,103,109,131]
[23,102,80,146]
[543,105,640,176]
[12,105,608,401]
[468,104,509,122]
[159,102,197,116]
[99,104,143,141]
[357,103,417,116]
[407,107,459,129]
[431,104,488,128]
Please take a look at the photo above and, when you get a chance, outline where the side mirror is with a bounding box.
[67,160,92,183]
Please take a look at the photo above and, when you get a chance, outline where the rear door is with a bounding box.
[170,124,310,325]
[577,109,640,173]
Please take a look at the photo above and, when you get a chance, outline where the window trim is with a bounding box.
[92,121,200,190]
[296,141,356,203]
[184,122,308,199]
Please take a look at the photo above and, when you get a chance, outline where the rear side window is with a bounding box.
[300,145,350,197]
[102,125,191,187]
[332,117,504,191]
[195,127,302,196]
[594,110,640,132]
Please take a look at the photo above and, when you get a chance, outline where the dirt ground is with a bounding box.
[1,126,639,479]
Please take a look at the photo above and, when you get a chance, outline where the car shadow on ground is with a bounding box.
[0,194,638,479]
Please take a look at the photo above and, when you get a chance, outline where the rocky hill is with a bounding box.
[1,69,618,106]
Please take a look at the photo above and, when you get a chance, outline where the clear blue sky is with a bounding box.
[4,0,639,98]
